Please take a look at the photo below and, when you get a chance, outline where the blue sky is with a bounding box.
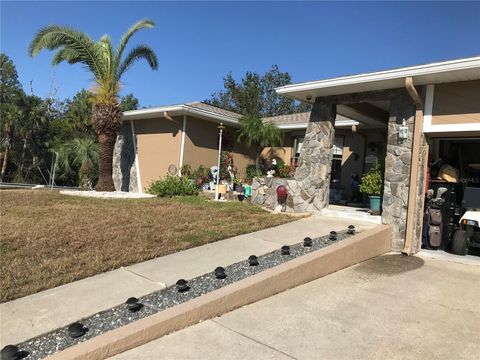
[1,1,480,107]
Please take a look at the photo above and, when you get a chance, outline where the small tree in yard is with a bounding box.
[237,115,282,172]
[58,137,98,189]
[29,19,158,191]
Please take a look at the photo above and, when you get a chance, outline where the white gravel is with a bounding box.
[59,190,156,199]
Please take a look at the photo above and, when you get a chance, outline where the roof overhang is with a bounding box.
[276,118,359,130]
[122,104,241,126]
[123,104,362,130]
[276,56,480,103]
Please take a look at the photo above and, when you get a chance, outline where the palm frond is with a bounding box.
[116,19,155,64]
[116,44,158,80]
[51,48,82,66]
[29,25,104,80]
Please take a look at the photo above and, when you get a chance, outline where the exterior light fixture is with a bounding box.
[176,279,190,293]
[281,245,291,255]
[348,225,356,235]
[399,119,409,140]
[125,297,143,312]
[329,231,337,240]
[67,322,87,338]
[1,345,20,360]
[303,237,313,247]
[214,267,227,279]
[248,255,259,266]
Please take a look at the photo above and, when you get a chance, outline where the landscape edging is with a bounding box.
[46,224,392,360]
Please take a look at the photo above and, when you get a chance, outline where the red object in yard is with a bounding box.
[276,185,288,204]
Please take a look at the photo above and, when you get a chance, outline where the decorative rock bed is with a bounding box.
[9,227,356,360]
[59,190,155,199]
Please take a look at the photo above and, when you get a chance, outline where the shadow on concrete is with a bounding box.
[354,254,425,277]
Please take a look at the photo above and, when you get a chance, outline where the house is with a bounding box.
[114,56,479,255]
[252,56,480,254]
[114,102,384,200]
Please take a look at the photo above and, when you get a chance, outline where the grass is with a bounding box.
[0,190,298,302]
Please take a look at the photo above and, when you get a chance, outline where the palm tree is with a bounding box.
[237,115,283,172]
[58,137,98,189]
[29,19,158,191]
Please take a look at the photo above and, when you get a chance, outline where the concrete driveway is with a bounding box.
[112,252,480,360]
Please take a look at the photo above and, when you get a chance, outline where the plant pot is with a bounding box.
[369,195,382,214]
[234,185,244,193]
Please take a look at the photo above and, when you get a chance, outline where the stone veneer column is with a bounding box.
[292,101,336,212]
[382,92,423,251]
[113,122,138,192]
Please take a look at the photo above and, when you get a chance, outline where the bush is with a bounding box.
[191,165,210,187]
[147,175,198,197]
[246,164,265,180]
[359,162,383,196]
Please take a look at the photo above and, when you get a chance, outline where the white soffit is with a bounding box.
[276,56,480,103]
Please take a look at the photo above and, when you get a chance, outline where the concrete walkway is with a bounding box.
[112,253,480,360]
[0,214,376,347]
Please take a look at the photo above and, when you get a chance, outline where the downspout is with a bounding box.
[130,120,143,193]
[403,77,425,255]
[178,114,187,176]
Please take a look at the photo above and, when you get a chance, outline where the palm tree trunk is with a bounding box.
[95,133,116,191]
[1,144,9,182]
[92,103,122,192]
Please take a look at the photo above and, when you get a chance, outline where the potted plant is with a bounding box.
[234,178,244,193]
[359,161,383,214]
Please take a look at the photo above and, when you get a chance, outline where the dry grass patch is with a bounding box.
[0,190,299,302]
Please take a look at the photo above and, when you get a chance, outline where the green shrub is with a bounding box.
[147,175,198,197]
[359,162,383,196]
[246,164,265,180]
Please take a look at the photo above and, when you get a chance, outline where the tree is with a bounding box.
[120,93,139,111]
[57,137,98,189]
[0,54,24,181]
[237,115,283,171]
[29,19,158,191]
[63,89,95,136]
[206,65,310,118]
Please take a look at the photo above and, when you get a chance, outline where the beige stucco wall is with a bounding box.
[183,116,256,177]
[432,80,480,125]
[134,117,182,190]
[261,133,294,165]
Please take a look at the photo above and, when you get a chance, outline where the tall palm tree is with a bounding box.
[29,19,158,191]
[237,115,283,172]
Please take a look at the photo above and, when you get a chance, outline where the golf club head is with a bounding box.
[435,187,448,200]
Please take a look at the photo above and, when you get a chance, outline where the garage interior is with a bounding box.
[424,136,480,256]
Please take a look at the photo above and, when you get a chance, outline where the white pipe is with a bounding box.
[130,120,142,193]
[214,123,224,201]
[178,114,187,176]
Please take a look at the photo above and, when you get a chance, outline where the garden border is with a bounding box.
[47,224,391,360]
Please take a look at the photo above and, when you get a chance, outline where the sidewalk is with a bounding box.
[112,253,480,360]
[0,214,376,347]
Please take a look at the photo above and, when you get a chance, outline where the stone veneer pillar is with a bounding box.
[292,101,336,211]
[382,92,427,251]
[113,122,138,192]
[250,100,336,213]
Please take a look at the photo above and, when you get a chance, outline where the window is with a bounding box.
[331,135,344,187]
[292,136,304,165]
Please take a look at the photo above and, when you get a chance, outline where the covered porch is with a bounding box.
[252,57,480,254]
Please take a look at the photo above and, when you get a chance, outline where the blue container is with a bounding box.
[369,196,382,214]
